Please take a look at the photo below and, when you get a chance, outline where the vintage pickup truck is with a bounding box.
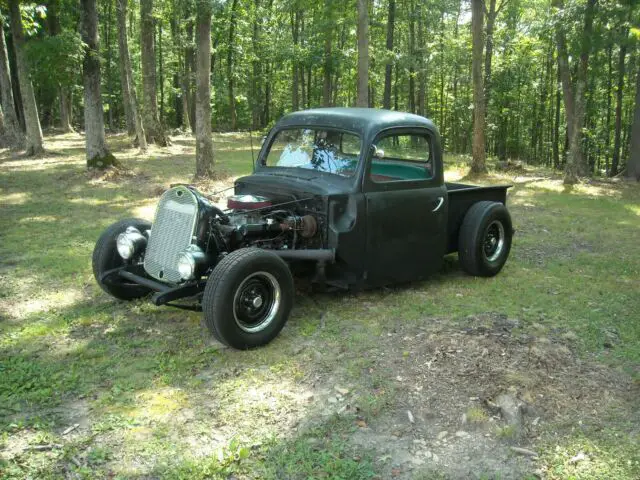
[93,108,513,349]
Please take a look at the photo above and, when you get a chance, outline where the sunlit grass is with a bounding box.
[0,132,638,478]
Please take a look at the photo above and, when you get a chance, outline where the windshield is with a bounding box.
[262,128,361,178]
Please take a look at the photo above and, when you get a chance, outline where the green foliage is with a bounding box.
[24,30,85,89]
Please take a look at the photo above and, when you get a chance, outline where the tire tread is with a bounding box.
[458,201,512,277]
[202,248,293,348]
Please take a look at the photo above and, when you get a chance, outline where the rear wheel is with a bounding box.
[458,201,512,277]
[92,218,151,300]
[202,248,294,349]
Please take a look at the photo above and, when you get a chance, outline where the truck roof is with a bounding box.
[276,107,438,137]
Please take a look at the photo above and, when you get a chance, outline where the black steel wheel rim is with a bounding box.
[232,271,281,333]
[483,220,505,262]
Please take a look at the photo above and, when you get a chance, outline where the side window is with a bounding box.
[370,133,433,182]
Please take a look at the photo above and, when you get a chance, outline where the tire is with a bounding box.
[202,248,294,349]
[92,218,152,300]
[458,201,512,277]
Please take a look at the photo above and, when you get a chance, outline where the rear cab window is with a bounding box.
[369,133,433,182]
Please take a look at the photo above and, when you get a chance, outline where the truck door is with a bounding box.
[363,129,448,286]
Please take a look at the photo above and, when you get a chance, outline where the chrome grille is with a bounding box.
[144,186,198,283]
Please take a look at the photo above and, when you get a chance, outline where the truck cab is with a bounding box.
[237,108,510,288]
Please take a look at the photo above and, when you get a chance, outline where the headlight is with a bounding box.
[116,227,146,260]
[177,252,196,280]
[177,245,206,280]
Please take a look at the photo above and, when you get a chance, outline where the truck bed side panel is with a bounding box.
[446,183,510,254]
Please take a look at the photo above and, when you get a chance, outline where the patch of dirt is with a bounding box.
[1,398,91,462]
[306,313,638,479]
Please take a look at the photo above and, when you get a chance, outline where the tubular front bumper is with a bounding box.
[100,265,205,309]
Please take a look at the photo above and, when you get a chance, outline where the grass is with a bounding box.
[466,407,489,424]
[1,132,639,478]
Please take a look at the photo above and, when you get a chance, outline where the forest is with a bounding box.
[0,0,639,182]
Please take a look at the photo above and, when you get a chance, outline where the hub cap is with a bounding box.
[483,220,505,262]
[233,271,281,333]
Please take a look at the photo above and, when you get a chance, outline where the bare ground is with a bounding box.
[1,134,639,479]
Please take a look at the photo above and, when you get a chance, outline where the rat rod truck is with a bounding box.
[93,108,513,349]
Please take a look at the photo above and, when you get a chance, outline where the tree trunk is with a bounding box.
[227,0,238,130]
[140,0,168,145]
[470,0,486,174]
[557,0,594,184]
[291,10,300,111]
[408,0,416,113]
[8,0,44,156]
[393,61,398,110]
[252,0,263,126]
[58,87,73,132]
[553,67,561,169]
[80,0,117,168]
[105,0,114,130]
[0,18,23,147]
[610,34,627,177]
[169,16,181,128]
[46,0,74,133]
[117,0,136,136]
[182,54,192,132]
[264,61,271,124]
[626,62,640,181]
[158,19,164,126]
[604,39,613,173]
[382,0,395,110]
[195,0,214,178]
[117,0,146,150]
[183,15,194,132]
[484,0,496,111]
[322,0,332,107]
[356,0,368,107]
[416,0,425,117]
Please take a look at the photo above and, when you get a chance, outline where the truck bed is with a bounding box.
[445,182,511,254]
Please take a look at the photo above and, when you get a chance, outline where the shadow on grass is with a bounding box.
[2,133,640,478]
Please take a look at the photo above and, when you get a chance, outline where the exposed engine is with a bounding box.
[220,194,321,252]
[137,186,325,284]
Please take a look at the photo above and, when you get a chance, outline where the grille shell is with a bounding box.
[144,187,198,283]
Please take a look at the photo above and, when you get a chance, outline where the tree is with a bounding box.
[8,0,44,156]
[116,0,146,150]
[555,0,596,184]
[140,0,168,145]
[483,0,507,112]
[80,0,117,168]
[470,0,486,174]
[195,0,214,178]
[610,25,628,177]
[46,0,73,132]
[323,0,333,107]
[0,14,23,147]
[356,0,368,107]
[382,0,395,110]
[627,61,640,181]
[291,7,300,111]
[227,0,238,130]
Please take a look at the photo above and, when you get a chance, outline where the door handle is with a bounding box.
[432,196,444,212]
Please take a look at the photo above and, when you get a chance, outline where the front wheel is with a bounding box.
[202,248,294,349]
[458,201,512,277]
[92,218,152,300]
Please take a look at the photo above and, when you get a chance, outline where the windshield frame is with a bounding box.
[257,125,364,181]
